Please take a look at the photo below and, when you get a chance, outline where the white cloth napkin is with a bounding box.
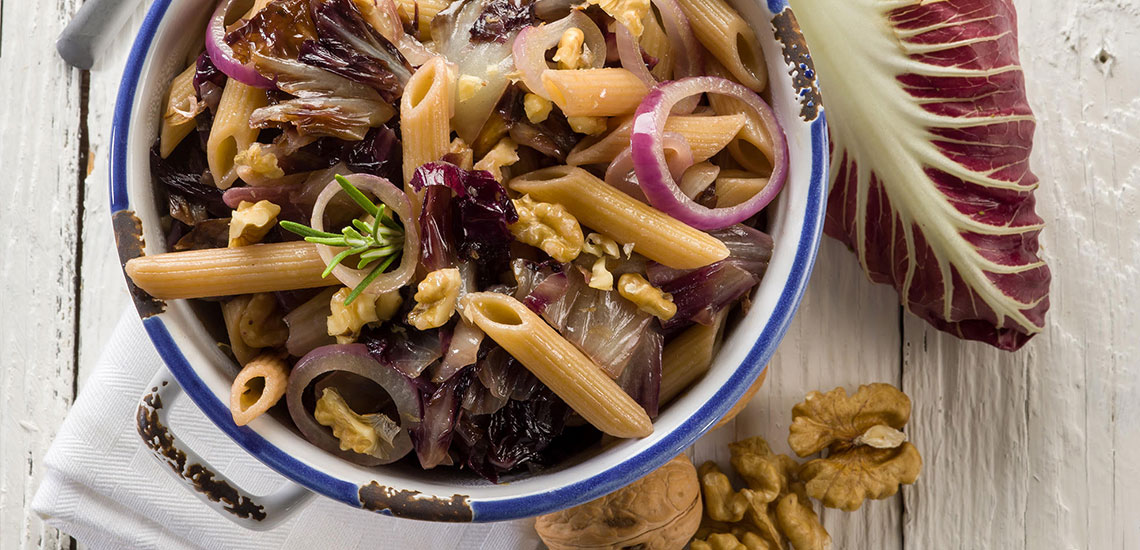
[31,311,543,550]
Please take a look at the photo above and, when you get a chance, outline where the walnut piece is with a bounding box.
[552,28,590,70]
[228,200,281,248]
[618,273,676,321]
[788,384,922,511]
[234,144,284,184]
[698,462,749,522]
[473,137,519,182]
[536,454,701,550]
[587,0,649,37]
[510,194,584,262]
[327,287,402,344]
[776,485,832,550]
[729,437,798,505]
[568,116,609,136]
[407,268,463,330]
[524,93,553,123]
[313,387,401,458]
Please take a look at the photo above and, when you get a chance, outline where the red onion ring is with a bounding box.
[287,344,420,466]
[631,77,787,230]
[512,11,606,99]
[615,24,656,88]
[310,173,421,295]
[205,0,276,89]
[605,132,694,200]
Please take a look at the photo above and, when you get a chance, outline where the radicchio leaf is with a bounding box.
[787,0,1050,350]
[302,0,413,101]
[193,52,227,113]
[470,0,535,43]
[362,324,443,379]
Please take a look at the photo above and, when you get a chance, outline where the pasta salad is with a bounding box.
[127,0,787,481]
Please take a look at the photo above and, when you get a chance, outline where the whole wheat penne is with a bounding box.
[509,166,729,269]
[541,69,649,117]
[639,12,674,81]
[208,80,269,189]
[660,309,729,404]
[566,114,746,166]
[401,56,454,186]
[229,351,290,425]
[460,292,653,438]
[222,295,260,366]
[715,170,770,207]
[159,64,199,158]
[708,88,776,174]
[125,242,337,300]
[675,0,768,91]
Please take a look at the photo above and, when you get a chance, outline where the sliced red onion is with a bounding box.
[679,162,720,199]
[631,77,788,230]
[605,132,694,201]
[310,173,421,296]
[286,344,420,466]
[616,25,656,88]
[512,11,606,99]
[283,287,338,357]
[205,0,276,89]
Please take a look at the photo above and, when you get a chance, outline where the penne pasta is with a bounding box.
[715,169,770,207]
[229,351,290,425]
[401,56,455,186]
[708,88,776,174]
[509,166,729,269]
[208,80,269,189]
[675,0,768,91]
[566,114,746,166]
[125,242,337,300]
[541,69,649,117]
[660,309,729,404]
[222,295,260,366]
[460,292,653,438]
[639,11,674,81]
[394,0,451,39]
[159,64,199,158]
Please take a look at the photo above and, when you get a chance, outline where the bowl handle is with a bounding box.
[135,368,313,530]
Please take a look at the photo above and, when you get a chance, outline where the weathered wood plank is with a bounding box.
[903,1,1140,549]
[0,1,84,549]
[693,240,905,549]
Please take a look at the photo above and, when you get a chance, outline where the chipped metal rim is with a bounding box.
[110,0,828,522]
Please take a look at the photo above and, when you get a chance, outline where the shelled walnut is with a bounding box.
[536,454,701,550]
[788,383,922,511]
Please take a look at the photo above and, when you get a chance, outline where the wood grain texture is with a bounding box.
[0,1,84,549]
[902,1,1140,549]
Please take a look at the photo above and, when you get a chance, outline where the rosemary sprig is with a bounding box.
[279,175,404,306]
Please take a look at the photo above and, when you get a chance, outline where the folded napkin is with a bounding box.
[31,311,543,550]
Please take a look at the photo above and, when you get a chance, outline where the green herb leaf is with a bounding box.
[336,174,380,217]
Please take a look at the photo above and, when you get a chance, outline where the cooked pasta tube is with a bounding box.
[401,56,454,186]
[660,309,729,404]
[208,80,269,189]
[229,351,290,426]
[675,0,768,91]
[541,69,649,117]
[222,295,260,366]
[708,90,775,174]
[460,292,653,438]
[509,166,729,269]
[566,114,746,166]
[394,0,450,38]
[715,170,770,207]
[159,64,199,158]
[125,242,337,300]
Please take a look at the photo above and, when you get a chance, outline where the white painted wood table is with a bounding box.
[1,1,1137,549]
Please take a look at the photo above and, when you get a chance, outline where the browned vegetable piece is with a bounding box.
[536,454,702,550]
[788,384,922,511]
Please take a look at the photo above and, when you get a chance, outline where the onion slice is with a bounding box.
[205,0,276,89]
[605,132,694,201]
[512,11,606,99]
[310,173,421,296]
[286,344,420,466]
[631,77,787,230]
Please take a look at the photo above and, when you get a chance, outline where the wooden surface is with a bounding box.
[0,1,1136,549]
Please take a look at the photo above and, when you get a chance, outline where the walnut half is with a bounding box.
[788,383,922,511]
[536,454,701,550]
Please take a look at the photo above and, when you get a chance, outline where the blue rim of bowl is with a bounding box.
[111,0,828,522]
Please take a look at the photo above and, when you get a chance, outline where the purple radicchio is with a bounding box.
[193,51,227,113]
[411,162,519,283]
[452,383,572,482]
[362,324,443,379]
[150,144,229,226]
[787,0,1051,350]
